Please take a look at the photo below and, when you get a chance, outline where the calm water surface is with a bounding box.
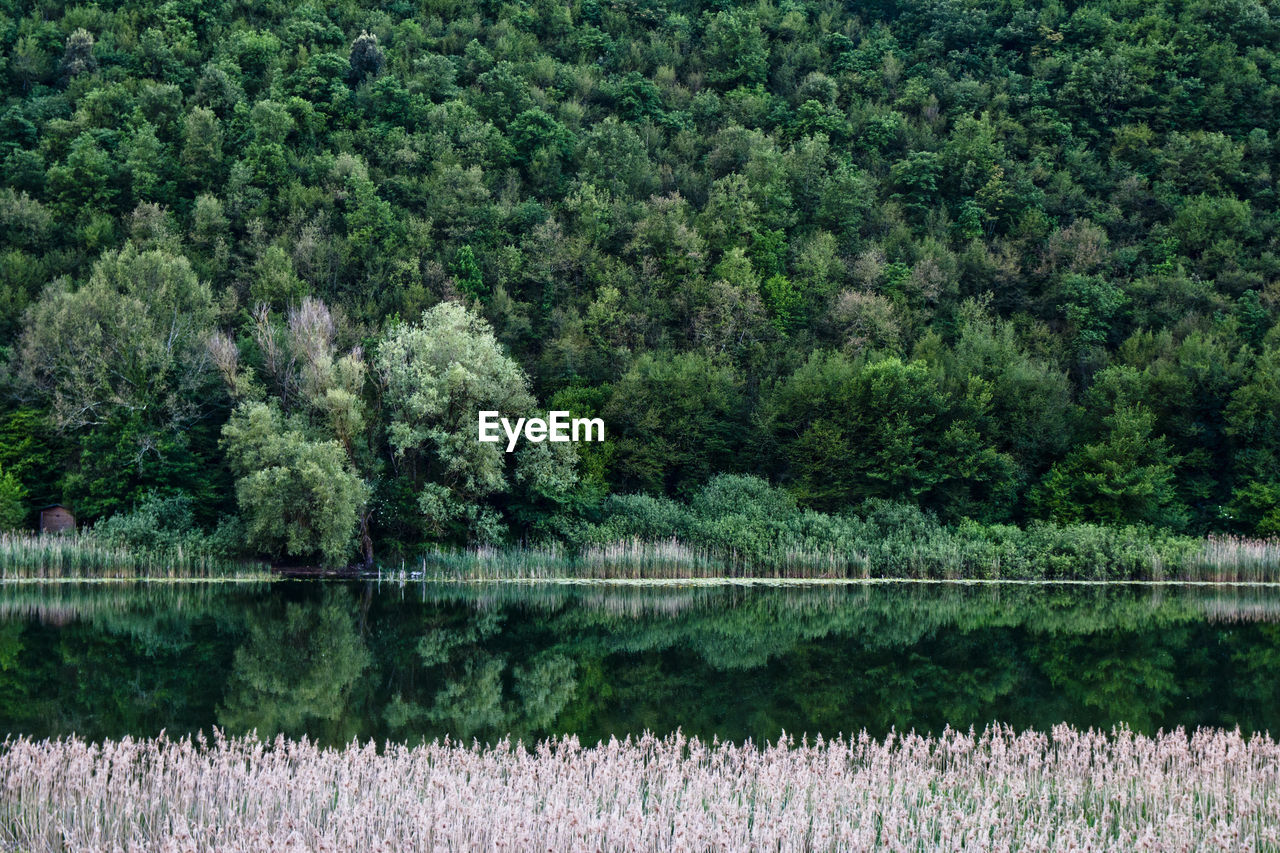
[2,580,1279,745]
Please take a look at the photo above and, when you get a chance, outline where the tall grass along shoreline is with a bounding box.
[5,523,1279,585]
[0,532,267,580]
[1,726,1277,851]
[419,530,1280,583]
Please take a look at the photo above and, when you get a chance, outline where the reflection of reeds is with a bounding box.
[5,575,1279,632]
[1189,593,1280,624]
[3,726,1279,850]
[0,581,268,624]
[0,533,266,580]
[404,577,1280,632]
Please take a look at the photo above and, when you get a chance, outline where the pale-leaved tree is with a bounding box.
[376,301,576,542]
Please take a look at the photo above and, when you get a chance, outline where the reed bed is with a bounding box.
[2,725,1278,851]
[414,539,863,581]
[415,539,735,580]
[1184,535,1280,583]
[0,533,267,580]
[6,527,1279,585]
[417,532,1280,583]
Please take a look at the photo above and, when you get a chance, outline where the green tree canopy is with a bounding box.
[376,301,575,542]
[765,353,1016,518]
[1033,406,1186,529]
[604,352,746,498]
[221,401,368,565]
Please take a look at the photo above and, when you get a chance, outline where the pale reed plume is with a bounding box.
[0,532,264,579]
[3,725,1280,850]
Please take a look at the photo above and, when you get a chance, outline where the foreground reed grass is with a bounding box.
[0,533,266,580]
[2,725,1277,851]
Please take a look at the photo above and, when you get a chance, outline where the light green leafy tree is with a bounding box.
[704,10,768,89]
[451,245,486,302]
[376,301,575,542]
[212,296,376,563]
[221,401,369,565]
[17,243,216,431]
[761,273,802,332]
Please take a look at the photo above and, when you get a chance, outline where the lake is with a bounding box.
[1,579,1279,746]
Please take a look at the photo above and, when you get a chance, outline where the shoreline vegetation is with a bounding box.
[2,726,1277,850]
[418,530,1280,583]
[1,0,1280,595]
[4,478,1278,583]
[3,531,1279,584]
[4,518,1280,584]
[0,532,268,580]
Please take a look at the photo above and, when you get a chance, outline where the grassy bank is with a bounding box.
[7,476,1279,583]
[2,726,1277,850]
[418,530,1280,583]
[412,478,1280,582]
[0,533,267,580]
[4,525,1277,584]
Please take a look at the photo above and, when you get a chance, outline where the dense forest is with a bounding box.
[0,0,1278,566]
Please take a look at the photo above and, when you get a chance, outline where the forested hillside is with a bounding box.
[1,0,1278,565]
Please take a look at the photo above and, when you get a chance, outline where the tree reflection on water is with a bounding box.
[1,580,1279,745]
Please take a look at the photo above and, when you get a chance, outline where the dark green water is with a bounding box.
[2,580,1280,746]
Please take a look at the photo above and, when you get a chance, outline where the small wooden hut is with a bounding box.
[38,504,75,534]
